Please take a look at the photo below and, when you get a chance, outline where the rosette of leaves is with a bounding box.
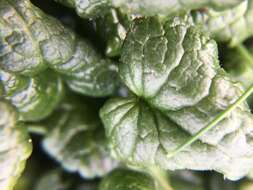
[100,15,253,180]
[0,0,118,97]
[0,69,63,121]
[0,101,32,190]
[193,0,253,46]
[40,96,117,179]
[54,0,244,18]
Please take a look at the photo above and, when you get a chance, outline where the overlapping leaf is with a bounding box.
[100,16,253,180]
[194,0,253,46]
[42,97,117,179]
[0,0,118,96]
[0,69,63,121]
[55,0,244,18]
[0,101,32,190]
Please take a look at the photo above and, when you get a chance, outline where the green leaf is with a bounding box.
[55,0,244,18]
[93,8,131,57]
[98,169,156,190]
[0,69,63,121]
[0,101,32,190]
[0,0,118,97]
[42,97,117,179]
[100,16,253,180]
[193,0,253,46]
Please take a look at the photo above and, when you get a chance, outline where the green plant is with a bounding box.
[2,0,253,190]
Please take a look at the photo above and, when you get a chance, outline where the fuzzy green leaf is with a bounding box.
[0,0,118,97]
[194,0,253,46]
[0,101,32,190]
[42,97,117,179]
[0,69,63,121]
[100,16,253,180]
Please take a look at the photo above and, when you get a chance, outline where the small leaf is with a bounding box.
[0,101,32,190]
[42,96,117,179]
[0,0,118,97]
[0,69,63,121]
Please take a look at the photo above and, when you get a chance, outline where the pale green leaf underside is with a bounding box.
[0,102,32,190]
[194,0,253,46]
[42,99,117,179]
[0,69,63,121]
[55,0,244,18]
[100,16,253,180]
[0,0,118,97]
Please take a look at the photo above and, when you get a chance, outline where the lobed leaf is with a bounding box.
[100,16,253,180]
[0,0,118,97]
[42,97,117,179]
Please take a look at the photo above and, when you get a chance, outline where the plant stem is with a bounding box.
[236,44,253,68]
[167,83,253,159]
[149,167,174,190]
